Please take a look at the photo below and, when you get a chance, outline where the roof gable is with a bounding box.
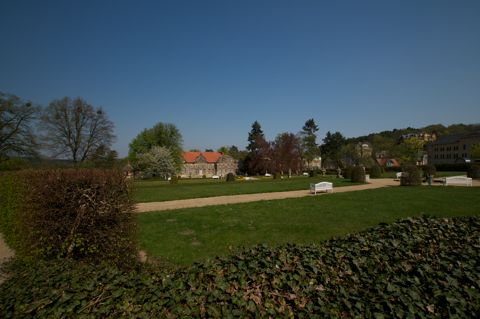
[182,152,223,163]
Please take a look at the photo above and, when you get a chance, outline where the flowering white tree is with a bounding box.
[135,146,176,179]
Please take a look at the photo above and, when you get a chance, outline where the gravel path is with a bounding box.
[136,178,400,213]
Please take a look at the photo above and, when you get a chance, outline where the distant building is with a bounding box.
[400,132,437,142]
[355,142,373,158]
[376,158,400,168]
[426,131,480,165]
[181,152,237,178]
[304,156,322,170]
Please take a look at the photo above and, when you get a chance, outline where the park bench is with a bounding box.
[310,182,333,194]
[443,176,472,186]
[395,172,403,180]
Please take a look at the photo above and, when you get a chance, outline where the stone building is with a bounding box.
[427,131,480,165]
[181,152,238,178]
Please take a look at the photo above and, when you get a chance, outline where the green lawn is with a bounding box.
[138,186,480,265]
[133,175,355,202]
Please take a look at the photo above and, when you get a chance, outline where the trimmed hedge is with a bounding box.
[368,165,382,178]
[400,165,422,186]
[351,166,366,183]
[468,165,480,179]
[0,169,137,267]
[226,172,235,182]
[3,216,478,318]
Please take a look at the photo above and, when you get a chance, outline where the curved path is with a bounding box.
[136,178,399,213]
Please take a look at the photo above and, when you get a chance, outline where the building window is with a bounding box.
[463,144,466,150]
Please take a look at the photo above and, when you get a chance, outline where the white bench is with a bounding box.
[395,172,403,180]
[443,176,472,186]
[310,182,333,194]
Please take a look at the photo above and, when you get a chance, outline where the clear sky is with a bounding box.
[1,0,479,157]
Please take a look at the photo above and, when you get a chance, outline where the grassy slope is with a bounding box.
[133,175,354,202]
[139,186,480,265]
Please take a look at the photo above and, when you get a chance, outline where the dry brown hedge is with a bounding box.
[14,168,137,267]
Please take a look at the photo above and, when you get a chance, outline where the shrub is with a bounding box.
[351,166,366,183]
[468,165,480,179]
[1,217,479,318]
[400,165,422,186]
[169,175,178,184]
[0,172,22,250]
[202,174,207,179]
[435,163,468,172]
[369,165,382,178]
[342,166,353,180]
[423,164,437,177]
[273,172,281,179]
[11,169,138,267]
[308,169,316,177]
[226,173,235,182]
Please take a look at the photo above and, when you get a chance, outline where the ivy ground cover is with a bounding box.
[2,216,479,318]
[139,186,480,265]
[133,175,354,202]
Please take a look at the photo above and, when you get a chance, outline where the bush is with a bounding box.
[273,172,281,179]
[226,173,235,182]
[1,217,479,318]
[423,164,437,177]
[5,169,137,267]
[308,169,316,177]
[435,163,468,172]
[342,166,353,180]
[351,166,366,183]
[169,175,178,184]
[0,172,21,250]
[368,165,382,178]
[468,165,480,179]
[400,165,422,186]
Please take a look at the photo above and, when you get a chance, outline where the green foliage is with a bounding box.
[7,169,138,267]
[342,166,353,179]
[435,163,468,172]
[400,165,422,186]
[468,165,480,179]
[128,122,183,169]
[2,217,479,318]
[0,173,22,249]
[369,165,382,178]
[320,131,346,166]
[423,164,437,177]
[470,143,480,159]
[226,172,235,182]
[308,169,316,177]
[301,118,319,164]
[246,121,264,153]
[351,166,366,182]
[169,175,178,184]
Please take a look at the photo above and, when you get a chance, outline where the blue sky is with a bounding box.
[1,0,479,157]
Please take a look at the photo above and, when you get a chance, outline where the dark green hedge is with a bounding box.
[2,216,479,318]
[400,165,422,186]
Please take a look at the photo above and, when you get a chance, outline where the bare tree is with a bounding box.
[40,97,115,163]
[0,92,39,160]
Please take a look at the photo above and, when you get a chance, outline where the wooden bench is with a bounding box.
[310,182,333,194]
[443,176,472,186]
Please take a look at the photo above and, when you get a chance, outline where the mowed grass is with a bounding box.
[133,175,354,202]
[379,171,466,178]
[138,186,480,265]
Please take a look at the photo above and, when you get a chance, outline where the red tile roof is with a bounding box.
[182,152,223,163]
